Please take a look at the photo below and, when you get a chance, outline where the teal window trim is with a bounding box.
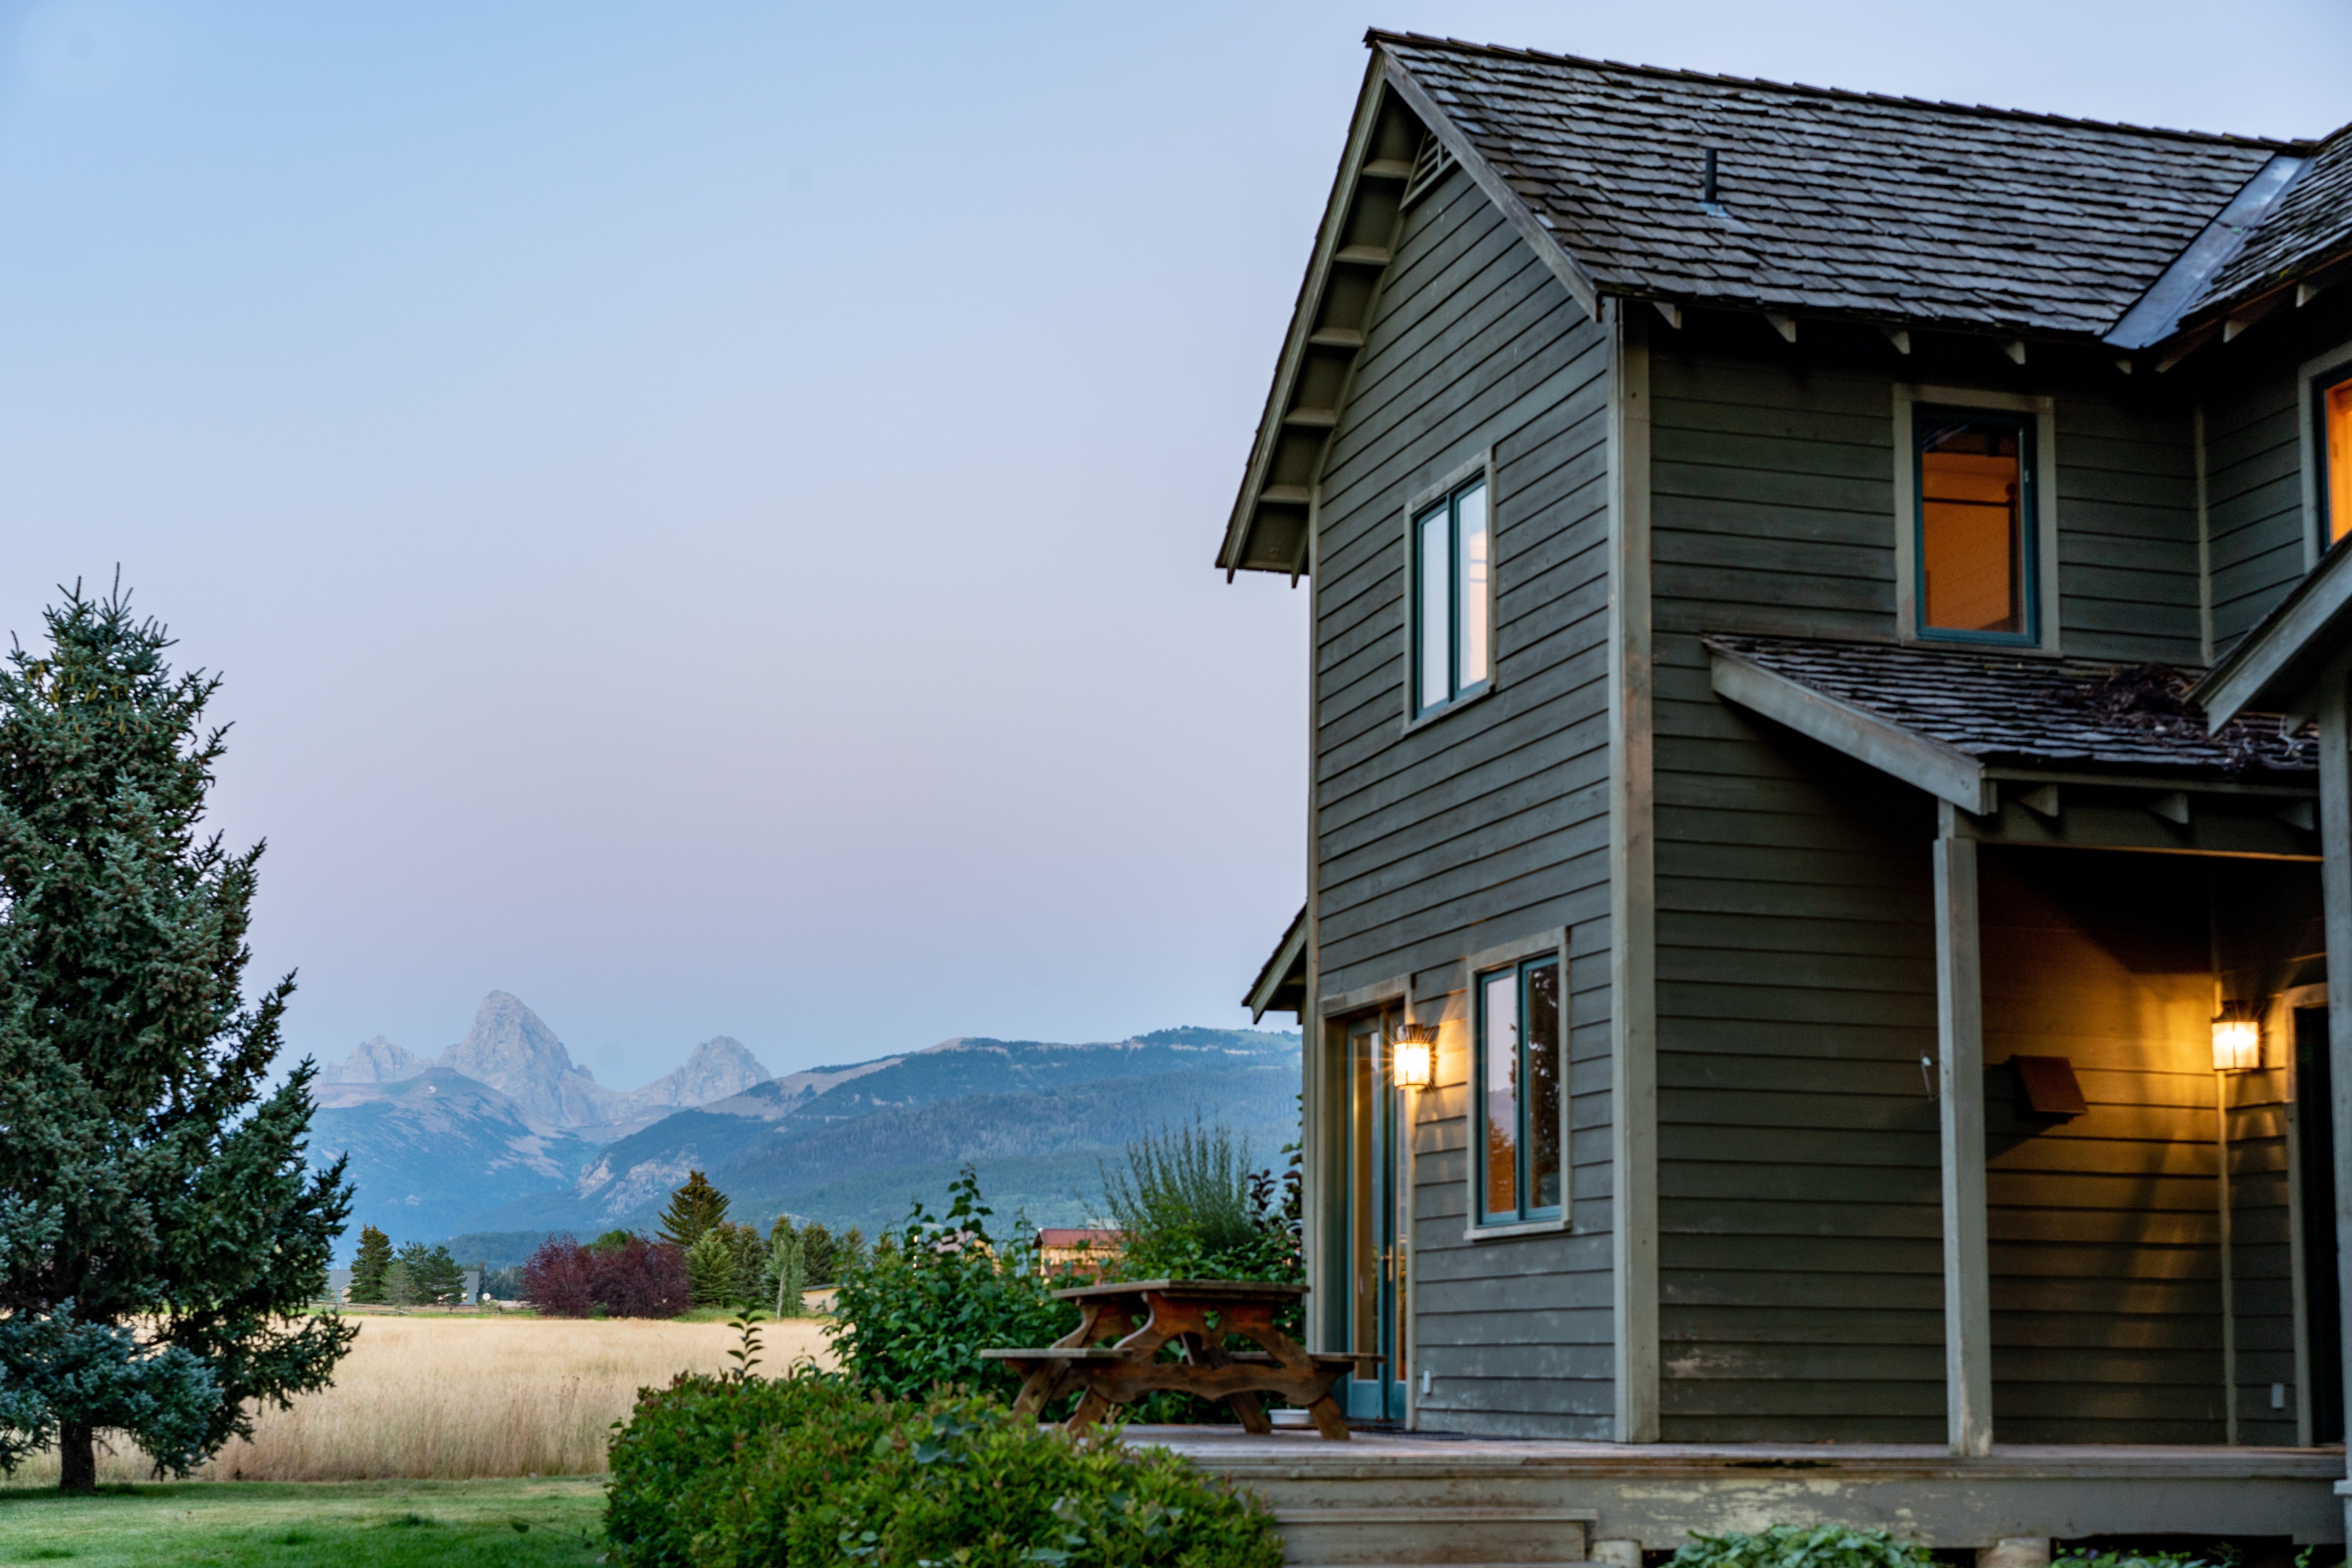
[1912,405,2039,648]
[1473,955,1564,1227]
[1410,477,1491,719]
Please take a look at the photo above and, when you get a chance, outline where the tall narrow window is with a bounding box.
[1915,408,2036,644]
[1412,477,1492,717]
[1476,955,1564,1225]
[2318,370,2352,547]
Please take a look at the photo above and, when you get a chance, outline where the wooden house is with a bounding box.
[1217,30,2352,1548]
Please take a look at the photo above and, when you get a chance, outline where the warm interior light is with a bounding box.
[1392,1024,1437,1091]
[2213,1004,2261,1073]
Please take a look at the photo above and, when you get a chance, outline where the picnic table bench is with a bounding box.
[980,1278,1353,1440]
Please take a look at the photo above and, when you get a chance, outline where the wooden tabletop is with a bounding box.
[1050,1278,1310,1301]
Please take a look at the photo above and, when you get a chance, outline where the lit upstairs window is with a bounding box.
[2322,371,2352,546]
[1916,409,2037,644]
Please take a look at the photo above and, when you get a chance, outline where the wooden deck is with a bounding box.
[1127,1426,2347,1562]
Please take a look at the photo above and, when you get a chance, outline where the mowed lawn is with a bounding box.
[5,1312,836,1485]
[0,1478,606,1567]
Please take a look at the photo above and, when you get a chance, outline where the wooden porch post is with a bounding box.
[1935,826,1993,1457]
[2315,678,2352,1522]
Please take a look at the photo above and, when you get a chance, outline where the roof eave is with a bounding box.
[1707,641,1995,814]
[1216,53,1391,579]
[1217,44,1611,580]
[2193,538,2352,724]
[1376,50,1602,318]
[1243,904,1309,1023]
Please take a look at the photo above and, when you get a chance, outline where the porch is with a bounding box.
[1133,1425,2344,1561]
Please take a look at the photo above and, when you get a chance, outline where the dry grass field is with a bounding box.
[5,1313,837,1486]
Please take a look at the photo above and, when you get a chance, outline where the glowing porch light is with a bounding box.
[2212,1003,2261,1073]
[1391,1023,1438,1091]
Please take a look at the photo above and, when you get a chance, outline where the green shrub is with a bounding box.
[1668,1525,1937,1568]
[825,1167,1075,1402]
[604,1368,881,1568]
[2054,1555,2224,1568]
[1103,1120,1302,1292]
[693,1390,1283,1568]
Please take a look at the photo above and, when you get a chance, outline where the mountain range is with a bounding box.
[305,993,1300,1259]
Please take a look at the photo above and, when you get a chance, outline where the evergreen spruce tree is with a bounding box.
[684,1231,735,1308]
[0,584,355,1490]
[397,1243,465,1308]
[348,1226,393,1305]
[657,1172,729,1250]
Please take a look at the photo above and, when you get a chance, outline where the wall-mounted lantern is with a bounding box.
[1391,1023,1437,1091]
[2212,1001,2261,1073]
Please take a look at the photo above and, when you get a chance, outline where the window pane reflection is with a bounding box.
[1419,507,1450,713]
[1455,483,1489,689]
[1482,971,1518,1218]
[1526,960,1563,1212]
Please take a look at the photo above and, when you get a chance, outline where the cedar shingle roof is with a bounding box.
[1376,32,2301,339]
[1705,634,2314,779]
[2196,124,2352,313]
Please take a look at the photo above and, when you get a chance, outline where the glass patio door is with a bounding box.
[1345,1013,1408,1421]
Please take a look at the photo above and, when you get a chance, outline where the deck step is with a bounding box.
[1268,1503,1590,1565]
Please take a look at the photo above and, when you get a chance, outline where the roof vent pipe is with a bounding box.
[1700,149,1727,217]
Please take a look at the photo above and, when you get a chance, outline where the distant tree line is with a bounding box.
[517,1170,863,1319]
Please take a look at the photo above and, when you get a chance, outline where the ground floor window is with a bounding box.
[1477,956,1563,1224]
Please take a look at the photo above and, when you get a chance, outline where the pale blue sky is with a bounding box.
[4,0,2346,1089]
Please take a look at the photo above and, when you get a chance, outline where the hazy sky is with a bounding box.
[4,1,2346,1089]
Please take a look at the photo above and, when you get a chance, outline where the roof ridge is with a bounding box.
[1365,28,2315,154]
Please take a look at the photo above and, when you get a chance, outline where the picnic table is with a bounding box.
[980,1278,1353,1440]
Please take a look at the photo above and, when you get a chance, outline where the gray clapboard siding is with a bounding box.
[2204,362,2310,650]
[1648,336,1944,1441]
[1308,162,1619,1435]
[1638,319,2255,1440]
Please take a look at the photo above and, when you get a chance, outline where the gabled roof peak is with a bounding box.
[1365,29,2313,153]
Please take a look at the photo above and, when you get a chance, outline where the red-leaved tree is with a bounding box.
[521,1234,688,1319]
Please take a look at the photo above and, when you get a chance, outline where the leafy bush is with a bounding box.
[2054,1555,2224,1568]
[1668,1525,1937,1568]
[604,1374,1283,1568]
[1103,1120,1301,1284]
[604,1368,886,1568]
[826,1167,1074,1401]
[523,1233,690,1318]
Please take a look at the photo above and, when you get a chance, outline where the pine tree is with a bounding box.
[0,584,355,1490]
[657,1172,730,1250]
[348,1227,393,1305]
[398,1243,465,1308]
[684,1231,735,1307]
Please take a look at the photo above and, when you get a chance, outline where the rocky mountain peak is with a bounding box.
[327,1035,430,1084]
[618,1036,773,1115]
[437,991,617,1129]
